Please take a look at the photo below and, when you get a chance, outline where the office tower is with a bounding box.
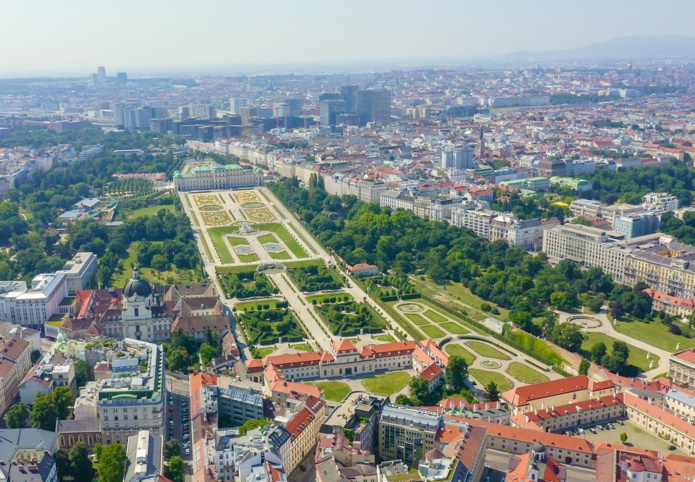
[286,98,302,116]
[90,73,98,87]
[113,103,137,129]
[116,72,128,85]
[319,93,341,102]
[189,103,213,119]
[177,106,190,120]
[272,102,289,119]
[340,85,359,113]
[229,97,248,114]
[239,106,257,125]
[356,89,391,125]
[97,66,106,85]
[319,99,345,127]
[135,107,153,131]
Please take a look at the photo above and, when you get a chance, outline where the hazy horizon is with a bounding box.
[2,0,695,77]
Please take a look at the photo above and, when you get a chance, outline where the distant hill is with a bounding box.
[501,35,695,61]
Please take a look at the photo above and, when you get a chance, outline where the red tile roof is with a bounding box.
[502,375,614,407]
[333,339,357,354]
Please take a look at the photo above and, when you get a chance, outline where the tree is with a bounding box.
[239,419,269,436]
[485,382,500,402]
[74,359,91,387]
[579,359,590,376]
[165,438,182,460]
[590,342,607,364]
[31,392,57,431]
[55,449,71,482]
[409,376,430,405]
[620,432,628,443]
[5,402,29,428]
[200,342,220,366]
[551,323,585,353]
[93,443,104,462]
[99,443,127,482]
[53,386,74,421]
[166,347,191,372]
[445,356,469,393]
[69,442,92,480]
[31,350,42,364]
[167,456,186,482]
[572,216,592,226]
[395,394,414,406]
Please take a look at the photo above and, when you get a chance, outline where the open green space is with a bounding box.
[307,293,353,304]
[283,259,324,269]
[257,347,276,358]
[228,236,251,246]
[289,265,343,292]
[217,265,261,274]
[505,362,550,385]
[254,223,309,258]
[469,369,513,392]
[291,343,314,352]
[375,334,397,343]
[112,241,202,287]
[421,325,446,338]
[424,310,448,323]
[444,344,476,365]
[466,341,511,360]
[361,372,412,396]
[268,250,292,260]
[410,277,510,320]
[238,252,260,263]
[208,228,236,264]
[257,233,276,244]
[613,319,695,353]
[126,204,176,218]
[440,322,469,335]
[582,332,659,373]
[405,313,430,326]
[315,381,351,402]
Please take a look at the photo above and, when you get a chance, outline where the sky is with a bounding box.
[2,0,695,76]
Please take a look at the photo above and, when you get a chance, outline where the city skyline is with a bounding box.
[2,0,695,76]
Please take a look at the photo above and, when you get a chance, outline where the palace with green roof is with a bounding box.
[174,159,264,191]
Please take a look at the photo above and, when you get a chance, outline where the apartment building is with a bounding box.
[124,430,163,482]
[282,396,326,474]
[55,252,98,295]
[217,384,265,427]
[70,339,165,446]
[20,358,77,405]
[0,336,31,415]
[0,274,67,329]
[642,192,679,215]
[378,404,442,468]
[623,239,695,300]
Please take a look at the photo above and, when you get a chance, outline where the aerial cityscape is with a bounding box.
[4,2,695,482]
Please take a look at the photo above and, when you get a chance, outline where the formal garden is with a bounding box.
[244,207,276,222]
[239,308,306,345]
[234,191,260,203]
[201,210,231,226]
[194,194,221,206]
[218,271,279,299]
[288,265,343,292]
[316,301,385,336]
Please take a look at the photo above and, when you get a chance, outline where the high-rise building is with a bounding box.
[441,147,474,169]
[135,107,153,131]
[319,99,345,127]
[229,97,249,115]
[286,98,302,116]
[340,85,359,113]
[97,66,106,85]
[116,72,127,85]
[356,89,391,125]
[239,106,257,125]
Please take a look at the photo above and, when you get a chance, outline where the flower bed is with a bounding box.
[244,208,276,222]
[235,191,260,203]
[202,211,231,226]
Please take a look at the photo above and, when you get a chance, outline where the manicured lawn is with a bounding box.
[421,325,446,338]
[506,362,550,384]
[208,229,236,264]
[257,347,276,358]
[228,236,250,246]
[217,265,261,274]
[361,372,412,396]
[469,369,513,392]
[257,233,276,244]
[234,299,283,311]
[467,341,511,360]
[315,381,351,402]
[444,344,476,365]
[613,319,695,352]
[405,313,430,326]
[254,223,309,258]
[375,334,397,343]
[283,259,324,269]
[238,252,260,263]
[268,250,292,260]
[440,322,469,335]
[424,310,448,323]
[582,332,659,373]
[291,343,314,352]
[127,204,176,218]
[411,277,510,320]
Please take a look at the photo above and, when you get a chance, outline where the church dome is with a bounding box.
[124,267,152,298]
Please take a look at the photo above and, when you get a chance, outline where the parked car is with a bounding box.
[589,428,597,434]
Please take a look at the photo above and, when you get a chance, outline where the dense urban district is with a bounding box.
[2,63,695,482]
